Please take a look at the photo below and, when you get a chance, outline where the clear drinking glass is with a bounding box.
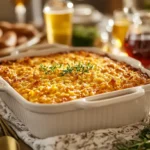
[43,0,74,45]
[10,0,29,23]
[124,11,150,68]
[112,10,130,48]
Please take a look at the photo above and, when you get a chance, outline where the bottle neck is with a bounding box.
[123,0,136,14]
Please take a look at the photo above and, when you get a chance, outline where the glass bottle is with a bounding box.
[123,0,136,15]
[111,0,136,49]
[124,11,150,68]
[43,0,74,45]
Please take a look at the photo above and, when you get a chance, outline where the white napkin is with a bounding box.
[0,98,148,150]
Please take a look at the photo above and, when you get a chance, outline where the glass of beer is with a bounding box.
[112,10,130,48]
[10,0,30,22]
[43,0,74,45]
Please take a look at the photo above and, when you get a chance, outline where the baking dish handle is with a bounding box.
[76,87,145,109]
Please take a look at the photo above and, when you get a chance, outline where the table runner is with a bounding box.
[0,98,149,150]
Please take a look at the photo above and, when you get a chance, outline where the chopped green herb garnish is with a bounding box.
[60,63,94,76]
[39,63,94,76]
[39,64,61,74]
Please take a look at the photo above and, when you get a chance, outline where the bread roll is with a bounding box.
[13,23,39,38]
[0,29,3,38]
[17,36,28,45]
[0,31,17,49]
[0,21,13,32]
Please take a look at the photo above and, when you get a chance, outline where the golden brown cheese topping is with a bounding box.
[0,51,150,104]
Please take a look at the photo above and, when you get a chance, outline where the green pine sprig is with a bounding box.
[115,126,150,150]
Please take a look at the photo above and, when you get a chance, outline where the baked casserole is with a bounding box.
[0,50,150,104]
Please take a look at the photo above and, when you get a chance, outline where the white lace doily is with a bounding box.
[0,98,149,150]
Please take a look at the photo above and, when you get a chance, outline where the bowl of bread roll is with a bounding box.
[0,22,42,56]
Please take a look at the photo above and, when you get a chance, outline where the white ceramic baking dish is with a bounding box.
[0,47,150,138]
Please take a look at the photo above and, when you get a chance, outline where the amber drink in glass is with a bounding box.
[43,0,74,45]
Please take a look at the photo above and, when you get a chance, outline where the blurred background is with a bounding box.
[0,0,150,68]
[0,0,149,22]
